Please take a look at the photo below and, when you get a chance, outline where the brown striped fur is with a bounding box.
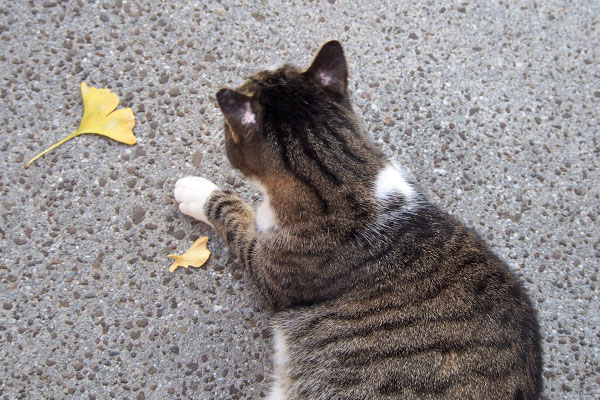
[194,41,542,399]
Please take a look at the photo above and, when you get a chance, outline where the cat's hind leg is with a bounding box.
[174,176,219,227]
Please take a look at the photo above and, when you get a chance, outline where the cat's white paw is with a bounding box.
[174,176,219,226]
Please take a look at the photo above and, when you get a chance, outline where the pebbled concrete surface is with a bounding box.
[1,1,599,399]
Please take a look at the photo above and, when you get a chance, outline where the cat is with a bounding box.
[174,41,542,400]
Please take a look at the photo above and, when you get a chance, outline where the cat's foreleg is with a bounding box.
[174,176,255,251]
[174,176,276,304]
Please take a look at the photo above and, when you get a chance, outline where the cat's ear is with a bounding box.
[304,40,348,95]
[216,88,257,143]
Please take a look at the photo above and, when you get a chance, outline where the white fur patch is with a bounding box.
[267,385,287,400]
[174,176,219,227]
[256,195,277,231]
[251,180,278,231]
[268,327,290,400]
[375,164,415,201]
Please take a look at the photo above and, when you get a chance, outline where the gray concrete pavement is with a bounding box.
[1,1,599,398]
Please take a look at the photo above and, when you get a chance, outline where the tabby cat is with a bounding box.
[174,41,542,399]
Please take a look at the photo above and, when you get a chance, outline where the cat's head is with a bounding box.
[215,41,358,183]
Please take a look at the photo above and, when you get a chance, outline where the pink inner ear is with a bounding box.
[241,107,256,125]
[318,71,333,86]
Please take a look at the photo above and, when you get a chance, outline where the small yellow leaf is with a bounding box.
[168,236,211,273]
[25,82,136,168]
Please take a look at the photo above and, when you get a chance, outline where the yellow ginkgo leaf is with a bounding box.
[25,82,136,168]
[167,236,211,272]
